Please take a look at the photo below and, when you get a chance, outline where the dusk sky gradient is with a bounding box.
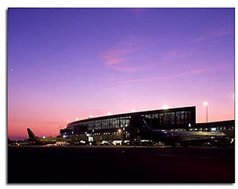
[8,8,234,140]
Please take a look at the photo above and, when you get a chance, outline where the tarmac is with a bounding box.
[8,145,235,183]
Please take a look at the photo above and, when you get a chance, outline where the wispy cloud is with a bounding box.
[119,66,226,84]
[109,64,139,72]
[101,37,141,72]
[158,49,186,65]
[102,49,133,66]
[196,26,233,42]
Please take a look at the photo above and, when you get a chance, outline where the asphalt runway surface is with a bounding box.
[8,146,235,183]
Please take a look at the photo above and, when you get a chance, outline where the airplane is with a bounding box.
[131,115,230,147]
[27,128,69,146]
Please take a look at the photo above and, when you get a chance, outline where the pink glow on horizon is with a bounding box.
[8,98,234,140]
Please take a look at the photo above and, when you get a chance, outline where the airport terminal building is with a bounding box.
[60,106,196,143]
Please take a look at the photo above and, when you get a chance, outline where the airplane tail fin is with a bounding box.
[131,115,153,135]
[130,115,172,141]
[8,138,12,145]
[27,128,38,140]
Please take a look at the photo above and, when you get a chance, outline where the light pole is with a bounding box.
[203,102,208,123]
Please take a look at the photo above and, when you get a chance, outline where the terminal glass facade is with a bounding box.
[60,107,196,142]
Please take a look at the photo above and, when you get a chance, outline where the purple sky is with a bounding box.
[8,8,235,139]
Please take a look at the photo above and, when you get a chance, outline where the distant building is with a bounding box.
[194,120,235,138]
[60,106,196,142]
